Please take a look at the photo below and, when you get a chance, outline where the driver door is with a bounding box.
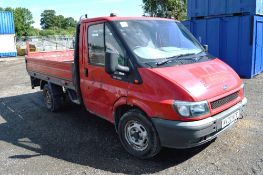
[81,22,130,122]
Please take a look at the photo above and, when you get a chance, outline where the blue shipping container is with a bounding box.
[182,15,263,78]
[0,11,15,34]
[187,0,263,19]
[0,52,17,58]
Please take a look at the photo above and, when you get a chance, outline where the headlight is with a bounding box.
[173,101,210,118]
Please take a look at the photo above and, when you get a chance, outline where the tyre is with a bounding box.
[118,109,161,159]
[42,84,63,112]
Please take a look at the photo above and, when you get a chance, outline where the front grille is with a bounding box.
[211,91,239,109]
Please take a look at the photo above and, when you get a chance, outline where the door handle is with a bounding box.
[84,68,88,77]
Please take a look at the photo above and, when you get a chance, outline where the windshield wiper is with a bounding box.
[176,53,199,60]
[156,53,198,66]
[156,59,172,66]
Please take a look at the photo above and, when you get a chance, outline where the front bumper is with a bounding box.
[152,98,247,149]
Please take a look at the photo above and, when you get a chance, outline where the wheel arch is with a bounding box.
[113,98,153,132]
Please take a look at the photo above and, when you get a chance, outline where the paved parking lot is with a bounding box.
[0,57,262,175]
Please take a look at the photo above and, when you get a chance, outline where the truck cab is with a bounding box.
[26,15,247,159]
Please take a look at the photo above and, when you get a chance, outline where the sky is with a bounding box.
[0,0,144,28]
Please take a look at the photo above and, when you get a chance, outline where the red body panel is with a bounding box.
[26,50,74,81]
[81,16,176,24]
[152,59,241,101]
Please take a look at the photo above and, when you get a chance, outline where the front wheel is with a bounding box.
[118,109,161,159]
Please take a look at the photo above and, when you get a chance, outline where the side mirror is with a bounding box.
[203,44,208,52]
[105,52,130,74]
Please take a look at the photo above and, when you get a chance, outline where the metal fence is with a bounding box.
[16,36,75,53]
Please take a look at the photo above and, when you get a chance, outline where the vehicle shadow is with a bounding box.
[0,92,212,174]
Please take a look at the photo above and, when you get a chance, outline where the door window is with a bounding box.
[88,24,105,66]
[88,23,127,67]
[105,25,126,66]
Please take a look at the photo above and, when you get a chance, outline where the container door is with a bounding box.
[208,0,226,16]
[227,0,255,14]
[254,21,263,74]
[193,20,207,44]
[207,18,220,57]
[189,0,208,18]
[220,17,239,71]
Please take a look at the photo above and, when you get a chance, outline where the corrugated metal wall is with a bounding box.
[0,11,15,34]
[182,15,263,78]
[187,0,262,19]
[185,0,263,78]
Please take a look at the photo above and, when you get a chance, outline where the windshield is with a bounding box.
[113,20,204,62]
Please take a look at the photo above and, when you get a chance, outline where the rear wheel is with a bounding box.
[43,84,64,112]
[118,109,161,159]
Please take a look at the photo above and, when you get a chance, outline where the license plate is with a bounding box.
[222,110,240,128]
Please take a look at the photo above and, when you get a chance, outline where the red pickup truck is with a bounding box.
[26,15,247,159]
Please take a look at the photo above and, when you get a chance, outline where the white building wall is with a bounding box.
[0,34,16,53]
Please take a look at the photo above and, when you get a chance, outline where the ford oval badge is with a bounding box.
[223,85,228,90]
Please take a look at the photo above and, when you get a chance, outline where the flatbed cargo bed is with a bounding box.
[26,50,75,90]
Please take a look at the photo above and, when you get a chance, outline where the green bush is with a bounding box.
[39,27,75,36]
[28,27,40,36]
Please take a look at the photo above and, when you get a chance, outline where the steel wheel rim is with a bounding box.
[43,89,52,109]
[124,120,149,151]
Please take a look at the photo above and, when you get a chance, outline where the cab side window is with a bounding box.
[105,25,126,66]
[88,24,105,66]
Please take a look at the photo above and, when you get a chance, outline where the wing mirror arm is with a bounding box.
[203,44,209,52]
[105,52,130,74]
[116,65,130,73]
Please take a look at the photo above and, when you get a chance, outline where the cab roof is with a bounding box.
[81,16,178,24]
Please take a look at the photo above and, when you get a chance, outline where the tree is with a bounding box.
[56,15,65,29]
[14,8,34,36]
[63,17,77,29]
[142,0,187,20]
[5,7,34,36]
[40,10,57,29]
[40,10,77,29]
[4,7,13,12]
